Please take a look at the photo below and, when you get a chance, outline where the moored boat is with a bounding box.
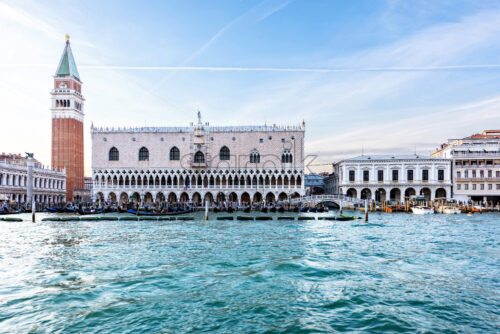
[411,206,434,215]
[437,206,461,214]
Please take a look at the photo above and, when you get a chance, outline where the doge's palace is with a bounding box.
[91,114,305,205]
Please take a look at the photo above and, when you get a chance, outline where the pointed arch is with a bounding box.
[249,149,260,163]
[108,147,119,161]
[139,147,149,161]
[281,150,292,163]
[169,146,180,160]
[194,151,205,163]
[219,146,230,160]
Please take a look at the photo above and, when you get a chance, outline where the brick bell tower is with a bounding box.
[51,35,85,202]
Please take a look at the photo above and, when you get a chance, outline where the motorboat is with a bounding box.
[411,206,434,215]
[437,206,461,214]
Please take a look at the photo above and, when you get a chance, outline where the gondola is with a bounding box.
[260,207,268,213]
[118,206,128,213]
[213,207,221,213]
[243,206,251,213]
[293,207,299,213]
[227,207,234,213]
[269,207,277,213]
[77,207,104,215]
[57,206,75,213]
[299,207,309,213]
[278,206,285,213]
[0,208,17,215]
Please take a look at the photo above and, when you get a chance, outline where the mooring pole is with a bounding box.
[205,200,209,221]
[365,199,368,222]
[339,199,343,215]
[32,198,36,222]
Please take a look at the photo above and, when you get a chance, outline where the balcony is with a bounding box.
[456,165,500,169]
[456,177,500,182]
[191,162,206,168]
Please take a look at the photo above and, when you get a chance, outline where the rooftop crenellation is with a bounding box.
[91,123,305,134]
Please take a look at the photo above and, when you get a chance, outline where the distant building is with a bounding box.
[432,130,500,203]
[73,177,93,202]
[323,173,335,194]
[91,114,305,204]
[334,154,452,202]
[304,173,325,195]
[0,153,65,203]
[51,36,85,202]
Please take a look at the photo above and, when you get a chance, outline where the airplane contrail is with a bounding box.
[78,64,500,72]
[2,64,500,72]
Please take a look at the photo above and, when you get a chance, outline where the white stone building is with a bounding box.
[334,155,452,202]
[432,130,500,203]
[91,115,305,205]
[0,154,66,203]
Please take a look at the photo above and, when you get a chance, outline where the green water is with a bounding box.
[0,211,498,333]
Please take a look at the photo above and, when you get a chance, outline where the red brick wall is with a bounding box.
[52,117,84,201]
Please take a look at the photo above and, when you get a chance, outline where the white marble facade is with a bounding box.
[0,161,66,203]
[334,155,452,202]
[91,116,305,204]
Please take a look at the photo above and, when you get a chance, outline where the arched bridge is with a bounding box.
[291,195,364,208]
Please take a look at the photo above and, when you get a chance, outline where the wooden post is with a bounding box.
[205,201,209,220]
[365,200,368,222]
[339,199,343,215]
[32,198,35,222]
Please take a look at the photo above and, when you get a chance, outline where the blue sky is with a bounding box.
[1,0,500,174]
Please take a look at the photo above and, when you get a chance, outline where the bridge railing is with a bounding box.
[290,194,364,205]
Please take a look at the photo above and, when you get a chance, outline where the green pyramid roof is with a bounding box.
[55,40,80,81]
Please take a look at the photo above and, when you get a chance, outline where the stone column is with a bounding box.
[27,160,34,206]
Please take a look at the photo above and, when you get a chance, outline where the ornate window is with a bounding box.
[219,146,230,160]
[170,146,180,160]
[281,150,293,163]
[349,170,355,182]
[108,147,119,161]
[139,147,149,161]
[194,151,205,163]
[249,150,260,163]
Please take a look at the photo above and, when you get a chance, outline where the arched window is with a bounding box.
[170,146,180,160]
[139,147,149,161]
[108,147,119,161]
[281,150,293,163]
[219,146,230,160]
[249,150,260,163]
[194,151,205,163]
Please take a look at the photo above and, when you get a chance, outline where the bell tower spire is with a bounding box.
[51,35,85,202]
